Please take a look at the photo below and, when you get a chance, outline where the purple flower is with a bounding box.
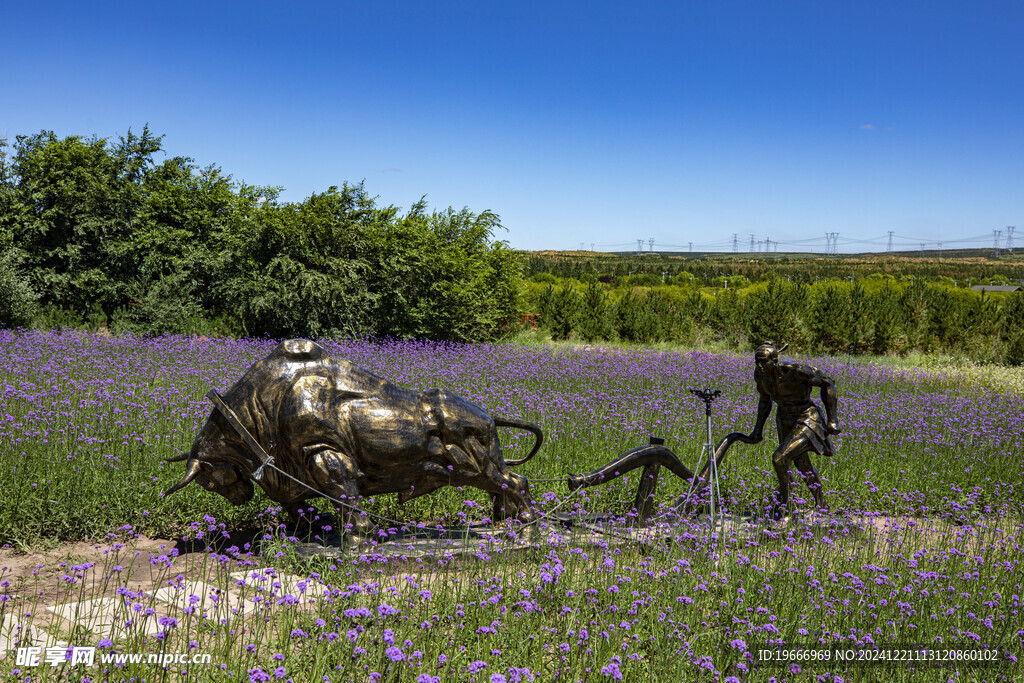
[600,662,623,680]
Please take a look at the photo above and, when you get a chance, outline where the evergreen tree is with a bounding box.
[576,282,613,342]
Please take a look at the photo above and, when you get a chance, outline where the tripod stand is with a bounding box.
[680,388,727,544]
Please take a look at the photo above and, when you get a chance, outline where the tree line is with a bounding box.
[525,254,1024,285]
[0,128,522,341]
[528,274,1024,365]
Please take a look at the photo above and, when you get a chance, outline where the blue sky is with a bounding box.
[3,1,1022,254]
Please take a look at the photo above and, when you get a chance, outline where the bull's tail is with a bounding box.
[492,415,544,467]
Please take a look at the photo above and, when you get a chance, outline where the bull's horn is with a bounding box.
[164,452,191,462]
[163,458,202,497]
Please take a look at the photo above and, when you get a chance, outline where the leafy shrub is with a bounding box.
[614,290,660,343]
[999,292,1024,366]
[0,252,37,328]
[707,288,745,346]
[683,290,712,326]
[33,305,84,330]
[109,273,213,336]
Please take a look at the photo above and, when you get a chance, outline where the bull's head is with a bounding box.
[163,452,255,506]
[161,417,256,507]
[164,390,267,506]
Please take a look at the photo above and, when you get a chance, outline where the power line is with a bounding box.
[588,229,1014,255]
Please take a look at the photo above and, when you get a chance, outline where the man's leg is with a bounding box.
[793,453,829,512]
[770,432,812,520]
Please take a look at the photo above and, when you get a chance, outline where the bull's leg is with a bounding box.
[284,502,309,525]
[284,502,335,533]
[310,451,375,537]
[491,471,535,523]
[452,437,535,524]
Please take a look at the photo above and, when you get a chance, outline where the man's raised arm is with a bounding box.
[749,381,773,443]
[809,367,841,435]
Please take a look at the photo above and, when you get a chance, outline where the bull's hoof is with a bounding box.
[339,512,376,539]
[516,508,537,525]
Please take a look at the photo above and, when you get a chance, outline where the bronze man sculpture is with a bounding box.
[746,341,840,519]
[163,340,543,533]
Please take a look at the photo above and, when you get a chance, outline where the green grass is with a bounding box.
[0,331,1021,681]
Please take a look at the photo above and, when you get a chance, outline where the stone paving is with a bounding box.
[2,511,846,658]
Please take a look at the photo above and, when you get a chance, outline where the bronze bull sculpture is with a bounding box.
[163,340,543,532]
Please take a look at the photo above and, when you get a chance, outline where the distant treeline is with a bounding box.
[0,128,522,341]
[525,274,1024,365]
[525,254,1024,285]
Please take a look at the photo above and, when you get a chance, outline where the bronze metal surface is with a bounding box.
[163,339,544,532]
[748,340,841,518]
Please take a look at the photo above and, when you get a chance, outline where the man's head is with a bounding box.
[755,341,788,371]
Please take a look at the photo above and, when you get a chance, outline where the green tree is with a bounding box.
[614,290,658,343]
[217,183,379,339]
[807,285,847,354]
[708,287,745,345]
[899,280,929,350]
[745,274,806,350]
[538,284,580,341]
[868,284,902,354]
[844,283,874,354]
[365,199,522,341]
[11,127,163,315]
[576,282,613,342]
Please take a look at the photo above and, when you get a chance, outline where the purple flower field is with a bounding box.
[1,330,1021,539]
[0,330,1022,681]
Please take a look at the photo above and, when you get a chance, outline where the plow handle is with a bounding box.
[695,431,758,481]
